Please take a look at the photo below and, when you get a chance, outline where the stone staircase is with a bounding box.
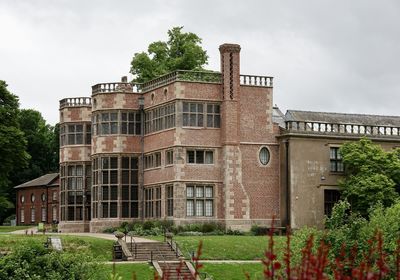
[155,261,196,280]
[125,241,181,261]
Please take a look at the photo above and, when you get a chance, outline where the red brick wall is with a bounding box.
[16,186,59,225]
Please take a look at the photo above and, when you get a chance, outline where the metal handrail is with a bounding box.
[127,232,137,259]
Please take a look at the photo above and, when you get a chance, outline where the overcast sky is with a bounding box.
[1,0,399,125]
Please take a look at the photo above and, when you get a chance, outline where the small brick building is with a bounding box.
[15,173,59,225]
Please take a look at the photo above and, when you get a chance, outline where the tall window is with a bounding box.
[20,209,25,223]
[324,189,341,216]
[60,163,90,221]
[186,185,214,217]
[121,156,139,218]
[206,104,221,128]
[165,150,174,165]
[166,185,174,217]
[187,150,214,164]
[31,208,35,222]
[101,157,118,218]
[52,206,57,221]
[330,147,343,172]
[41,207,46,222]
[183,102,220,128]
[145,186,161,218]
[92,156,139,219]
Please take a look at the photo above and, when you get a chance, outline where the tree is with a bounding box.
[339,138,400,216]
[130,26,208,83]
[0,81,29,221]
[10,109,58,187]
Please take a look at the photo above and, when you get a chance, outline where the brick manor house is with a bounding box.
[15,43,400,232]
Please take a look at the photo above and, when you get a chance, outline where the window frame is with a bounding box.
[186,185,214,217]
[165,150,174,166]
[324,189,341,216]
[259,146,271,166]
[329,147,344,173]
[182,102,220,128]
[186,149,214,165]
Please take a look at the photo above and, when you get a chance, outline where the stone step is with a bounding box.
[158,262,195,280]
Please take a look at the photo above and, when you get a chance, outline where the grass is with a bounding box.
[0,234,114,260]
[104,263,156,280]
[164,235,286,260]
[0,226,32,233]
[202,263,264,280]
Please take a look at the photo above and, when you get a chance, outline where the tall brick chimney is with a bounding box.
[219,43,241,145]
[219,43,251,224]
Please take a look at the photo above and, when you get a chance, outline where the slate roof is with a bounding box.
[285,110,400,126]
[272,106,286,128]
[14,173,59,189]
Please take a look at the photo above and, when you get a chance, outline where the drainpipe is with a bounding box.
[285,139,290,227]
[46,186,49,224]
[138,96,145,222]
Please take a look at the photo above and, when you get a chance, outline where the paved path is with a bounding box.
[103,260,262,264]
[9,227,156,243]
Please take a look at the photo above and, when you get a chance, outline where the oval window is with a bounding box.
[21,195,25,203]
[41,193,46,202]
[259,147,270,165]
[31,194,35,203]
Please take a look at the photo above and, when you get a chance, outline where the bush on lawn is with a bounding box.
[250,225,269,236]
[103,220,226,236]
[0,242,107,280]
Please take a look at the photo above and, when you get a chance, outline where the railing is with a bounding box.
[128,237,137,259]
[140,70,222,92]
[91,71,273,95]
[59,97,92,109]
[91,82,136,94]
[167,240,182,258]
[240,75,273,87]
[285,120,400,138]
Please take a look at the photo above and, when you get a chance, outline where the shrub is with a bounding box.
[103,226,118,234]
[226,229,245,235]
[250,225,269,236]
[142,221,155,230]
[0,242,107,280]
[2,214,15,225]
[360,201,400,253]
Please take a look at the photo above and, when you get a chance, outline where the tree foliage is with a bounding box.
[0,81,58,223]
[339,138,400,216]
[10,109,59,187]
[130,26,208,83]
[0,81,29,221]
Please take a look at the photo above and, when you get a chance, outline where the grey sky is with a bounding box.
[1,0,399,125]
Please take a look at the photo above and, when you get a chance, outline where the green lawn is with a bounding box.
[165,235,285,260]
[0,234,114,261]
[0,226,32,233]
[202,263,263,280]
[104,263,156,280]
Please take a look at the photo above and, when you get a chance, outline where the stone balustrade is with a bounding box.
[140,70,222,92]
[285,120,400,138]
[92,82,134,94]
[59,97,92,109]
[91,71,273,95]
[240,75,273,87]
